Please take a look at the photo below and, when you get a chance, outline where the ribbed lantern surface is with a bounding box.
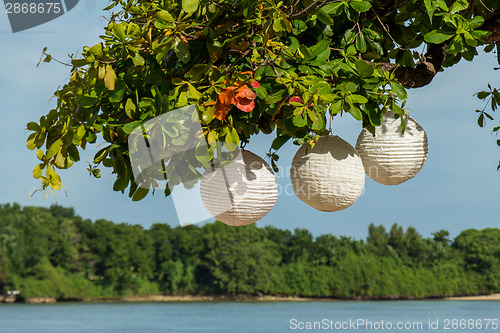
[200,150,278,226]
[355,112,428,185]
[290,135,365,212]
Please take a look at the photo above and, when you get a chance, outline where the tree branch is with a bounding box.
[376,43,447,88]
[482,13,500,43]
[372,13,500,89]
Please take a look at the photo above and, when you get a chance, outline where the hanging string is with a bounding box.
[327,105,333,134]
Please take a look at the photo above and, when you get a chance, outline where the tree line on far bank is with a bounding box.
[0,203,499,299]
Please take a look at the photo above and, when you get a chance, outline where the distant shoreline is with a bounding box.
[2,293,500,304]
[444,293,500,301]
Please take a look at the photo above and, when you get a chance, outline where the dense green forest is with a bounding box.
[0,203,499,299]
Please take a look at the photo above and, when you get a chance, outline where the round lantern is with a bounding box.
[200,150,278,226]
[355,112,428,185]
[290,135,365,212]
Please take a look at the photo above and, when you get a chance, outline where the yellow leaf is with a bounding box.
[104,65,116,91]
[98,65,106,79]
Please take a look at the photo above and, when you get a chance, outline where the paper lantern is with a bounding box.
[200,150,278,226]
[290,135,365,212]
[355,112,428,185]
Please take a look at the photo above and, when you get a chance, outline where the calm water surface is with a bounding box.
[0,300,499,332]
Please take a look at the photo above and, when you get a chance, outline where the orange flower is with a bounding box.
[215,84,257,120]
[215,88,236,121]
[234,85,257,112]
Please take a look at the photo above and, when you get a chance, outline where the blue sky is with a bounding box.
[1,2,499,239]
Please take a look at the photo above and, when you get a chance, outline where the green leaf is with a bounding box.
[224,128,239,151]
[27,133,37,150]
[424,30,455,44]
[340,29,356,47]
[316,8,334,25]
[188,84,201,100]
[271,134,291,150]
[46,166,62,190]
[390,82,408,100]
[322,2,344,15]
[113,22,127,42]
[113,176,130,192]
[273,19,283,32]
[365,103,382,126]
[76,124,86,140]
[182,0,199,13]
[464,32,477,47]
[36,149,44,161]
[80,95,98,108]
[71,59,89,67]
[349,104,363,120]
[424,0,436,22]
[330,100,343,113]
[470,30,491,41]
[89,43,103,56]
[33,164,44,179]
[478,113,484,127]
[309,40,330,59]
[156,10,175,22]
[435,0,449,11]
[132,186,149,201]
[477,91,490,99]
[368,40,383,55]
[306,108,319,124]
[292,114,307,127]
[350,94,368,104]
[450,0,469,12]
[175,41,191,64]
[355,32,367,53]
[27,122,40,132]
[123,121,142,134]
[469,16,484,30]
[114,152,127,179]
[125,98,136,118]
[350,1,371,12]
[108,82,125,103]
[299,44,313,60]
[131,53,145,66]
[447,35,465,54]
[46,139,62,159]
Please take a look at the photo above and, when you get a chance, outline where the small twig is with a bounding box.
[181,31,198,40]
[272,97,287,121]
[224,48,252,72]
[290,0,342,18]
[372,8,406,50]
[287,0,302,15]
[41,51,72,67]
[290,0,324,18]
[478,0,494,13]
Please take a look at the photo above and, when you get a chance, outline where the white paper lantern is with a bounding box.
[200,150,278,226]
[355,112,428,185]
[290,135,365,212]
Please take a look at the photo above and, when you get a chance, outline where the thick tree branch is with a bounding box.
[371,12,500,89]
[482,13,500,43]
[376,43,447,88]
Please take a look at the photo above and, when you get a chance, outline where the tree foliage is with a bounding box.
[1,203,499,299]
[26,0,500,199]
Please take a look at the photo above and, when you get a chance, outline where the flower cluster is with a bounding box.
[215,80,260,121]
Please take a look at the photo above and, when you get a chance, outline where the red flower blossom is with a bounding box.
[289,96,303,104]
